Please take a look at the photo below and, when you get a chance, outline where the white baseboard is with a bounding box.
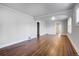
[0,38,29,49]
[67,34,79,55]
[0,34,46,49]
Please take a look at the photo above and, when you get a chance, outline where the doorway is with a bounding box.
[37,22,40,39]
[55,23,62,35]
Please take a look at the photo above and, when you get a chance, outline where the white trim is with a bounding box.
[67,34,79,55]
[0,34,46,49]
[0,38,28,49]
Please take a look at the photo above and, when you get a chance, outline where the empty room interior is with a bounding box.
[0,3,79,56]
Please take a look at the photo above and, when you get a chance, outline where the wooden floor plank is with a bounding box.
[0,34,78,56]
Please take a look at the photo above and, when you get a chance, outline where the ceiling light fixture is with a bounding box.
[52,16,56,20]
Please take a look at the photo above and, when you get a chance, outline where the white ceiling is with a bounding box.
[2,3,75,17]
[52,15,68,20]
[1,3,75,21]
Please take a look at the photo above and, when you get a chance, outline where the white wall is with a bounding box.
[46,20,56,34]
[69,4,79,54]
[62,20,68,34]
[46,20,67,35]
[0,4,46,48]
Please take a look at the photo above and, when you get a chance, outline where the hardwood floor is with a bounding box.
[0,34,78,56]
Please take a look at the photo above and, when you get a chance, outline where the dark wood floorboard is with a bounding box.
[0,34,78,56]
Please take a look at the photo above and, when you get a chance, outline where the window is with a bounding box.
[68,17,72,34]
[76,8,79,24]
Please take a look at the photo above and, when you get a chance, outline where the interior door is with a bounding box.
[55,23,62,34]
